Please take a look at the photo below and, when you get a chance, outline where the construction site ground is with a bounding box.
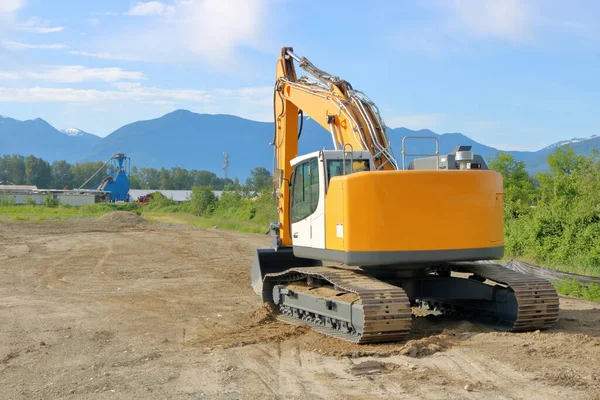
[1,217,599,400]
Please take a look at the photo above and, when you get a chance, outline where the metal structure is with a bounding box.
[250,47,559,344]
[80,153,131,202]
[222,152,230,179]
[0,185,106,206]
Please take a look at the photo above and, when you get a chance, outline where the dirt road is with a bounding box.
[1,217,599,399]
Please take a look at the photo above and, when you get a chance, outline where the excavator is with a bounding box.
[251,47,559,343]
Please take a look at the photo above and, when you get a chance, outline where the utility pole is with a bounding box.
[222,152,230,179]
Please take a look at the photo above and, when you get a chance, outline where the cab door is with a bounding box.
[290,157,320,249]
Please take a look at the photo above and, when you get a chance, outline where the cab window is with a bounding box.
[291,158,319,223]
[327,159,370,184]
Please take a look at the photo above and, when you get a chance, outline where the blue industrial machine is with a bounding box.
[79,152,131,202]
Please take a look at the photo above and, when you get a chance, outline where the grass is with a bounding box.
[555,279,600,302]
[0,205,82,218]
[144,211,268,234]
[0,203,142,220]
[0,203,268,233]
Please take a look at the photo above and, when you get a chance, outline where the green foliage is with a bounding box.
[190,186,218,216]
[134,166,233,190]
[0,154,26,184]
[2,153,240,191]
[23,196,37,206]
[488,152,536,218]
[245,167,272,192]
[0,196,15,206]
[72,161,107,188]
[25,155,52,188]
[491,146,600,277]
[51,160,73,189]
[147,192,177,210]
[44,192,60,208]
[555,279,600,302]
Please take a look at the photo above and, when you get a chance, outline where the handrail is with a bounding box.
[401,136,440,170]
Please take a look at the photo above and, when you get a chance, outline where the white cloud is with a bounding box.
[1,40,67,50]
[444,0,532,42]
[0,0,24,14]
[0,85,273,121]
[0,0,24,33]
[0,66,145,83]
[0,85,271,104]
[69,50,148,62]
[0,86,208,103]
[16,17,64,34]
[92,0,271,67]
[18,26,63,33]
[88,18,100,25]
[126,1,175,16]
[385,114,444,130]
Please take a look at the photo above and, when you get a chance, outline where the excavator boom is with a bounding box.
[274,47,397,246]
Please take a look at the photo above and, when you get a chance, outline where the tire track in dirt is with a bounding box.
[92,241,114,281]
[42,240,84,291]
[417,347,588,399]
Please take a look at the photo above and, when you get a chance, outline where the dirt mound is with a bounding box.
[248,302,278,325]
[194,303,309,350]
[295,329,457,358]
[97,211,146,227]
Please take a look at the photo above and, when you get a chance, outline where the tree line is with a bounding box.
[489,146,600,274]
[0,154,272,192]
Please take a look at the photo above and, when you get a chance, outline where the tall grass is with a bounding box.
[555,279,600,302]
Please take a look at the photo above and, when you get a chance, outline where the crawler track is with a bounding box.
[455,262,560,331]
[265,266,412,344]
[264,263,559,344]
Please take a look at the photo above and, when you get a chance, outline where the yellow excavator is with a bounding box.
[251,47,559,343]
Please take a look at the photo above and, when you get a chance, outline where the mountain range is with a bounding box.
[1,110,598,179]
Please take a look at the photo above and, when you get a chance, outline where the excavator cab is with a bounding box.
[289,150,373,253]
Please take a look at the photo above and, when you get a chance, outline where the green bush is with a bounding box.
[44,192,60,208]
[147,192,177,210]
[0,196,15,206]
[23,196,37,206]
[190,186,217,216]
[555,279,600,302]
[491,147,600,277]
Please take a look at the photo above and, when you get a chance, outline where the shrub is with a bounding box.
[555,279,600,302]
[147,192,176,210]
[44,192,60,208]
[190,186,217,216]
[79,202,141,216]
[23,196,37,206]
[0,196,15,206]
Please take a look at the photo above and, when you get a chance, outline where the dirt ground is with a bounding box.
[1,218,599,400]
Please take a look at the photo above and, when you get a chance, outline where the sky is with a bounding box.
[0,0,598,151]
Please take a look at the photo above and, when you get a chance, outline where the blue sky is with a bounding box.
[0,0,598,151]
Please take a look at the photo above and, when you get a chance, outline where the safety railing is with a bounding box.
[401,136,440,170]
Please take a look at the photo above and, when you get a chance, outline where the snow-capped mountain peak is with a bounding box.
[542,135,598,151]
[60,128,85,137]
